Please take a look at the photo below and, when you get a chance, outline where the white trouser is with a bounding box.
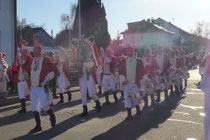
[204,92,210,140]
[30,87,50,112]
[97,68,103,86]
[124,84,141,108]
[200,67,205,75]
[58,73,70,93]
[119,75,126,91]
[102,74,116,92]
[79,74,98,105]
[18,81,29,99]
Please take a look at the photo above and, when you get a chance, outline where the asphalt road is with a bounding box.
[0,69,204,140]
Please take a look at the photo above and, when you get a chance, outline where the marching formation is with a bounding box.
[0,38,209,134]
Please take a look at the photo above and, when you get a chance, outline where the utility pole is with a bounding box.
[78,0,81,40]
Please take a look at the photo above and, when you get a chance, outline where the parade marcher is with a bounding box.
[0,51,9,99]
[102,48,118,105]
[118,46,145,120]
[198,50,207,80]
[154,46,170,101]
[200,55,210,140]
[180,50,190,88]
[72,39,101,117]
[49,52,59,99]
[142,48,157,108]
[56,47,71,104]
[25,40,59,133]
[169,50,182,95]
[118,49,129,99]
[96,47,104,95]
[13,46,32,113]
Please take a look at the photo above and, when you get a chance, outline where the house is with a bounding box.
[0,0,16,65]
[121,20,175,49]
[32,27,56,48]
[153,18,195,46]
[17,28,59,53]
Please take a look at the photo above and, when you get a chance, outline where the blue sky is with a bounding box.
[18,0,210,39]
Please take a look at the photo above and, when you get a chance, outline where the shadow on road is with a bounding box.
[10,94,185,140]
[91,96,185,140]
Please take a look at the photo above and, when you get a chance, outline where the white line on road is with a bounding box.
[199,112,205,117]
[186,138,198,140]
[186,92,204,95]
[167,119,202,125]
[190,89,202,91]
[180,104,204,110]
[173,111,190,115]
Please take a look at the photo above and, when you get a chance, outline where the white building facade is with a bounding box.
[0,0,16,65]
[123,32,174,49]
[121,20,175,49]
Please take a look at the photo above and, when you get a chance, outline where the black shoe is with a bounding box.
[136,110,141,116]
[125,116,132,121]
[67,92,72,102]
[47,109,56,127]
[58,93,64,104]
[30,126,42,133]
[79,112,88,117]
[17,109,27,114]
[57,100,64,104]
[95,100,101,113]
[103,101,110,105]
[125,108,132,120]
[114,97,118,104]
[143,105,148,110]
[53,95,59,99]
[79,105,88,117]
[155,98,161,102]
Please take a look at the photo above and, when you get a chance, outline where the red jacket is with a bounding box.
[118,57,145,88]
[26,56,59,87]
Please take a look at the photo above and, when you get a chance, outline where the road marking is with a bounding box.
[167,119,202,125]
[173,111,190,115]
[186,92,204,95]
[199,112,205,117]
[180,104,204,110]
[186,138,198,140]
[190,89,202,91]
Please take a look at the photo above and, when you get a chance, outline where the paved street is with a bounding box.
[0,69,205,140]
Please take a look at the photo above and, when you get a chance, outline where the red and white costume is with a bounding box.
[142,57,157,94]
[155,53,170,74]
[102,56,118,92]
[13,55,32,99]
[0,52,9,97]
[79,61,98,105]
[57,54,71,93]
[118,56,145,108]
[27,56,59,112]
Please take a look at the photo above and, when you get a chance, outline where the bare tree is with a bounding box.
[192,20,210,38]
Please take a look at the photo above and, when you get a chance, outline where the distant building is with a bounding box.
[17,28,59,53]
[32,27,56,48]
[0,0,16,65]
[121,20,175,49]
[154,18,195,46]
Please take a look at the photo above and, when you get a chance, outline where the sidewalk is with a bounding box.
[0,86,80,107]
